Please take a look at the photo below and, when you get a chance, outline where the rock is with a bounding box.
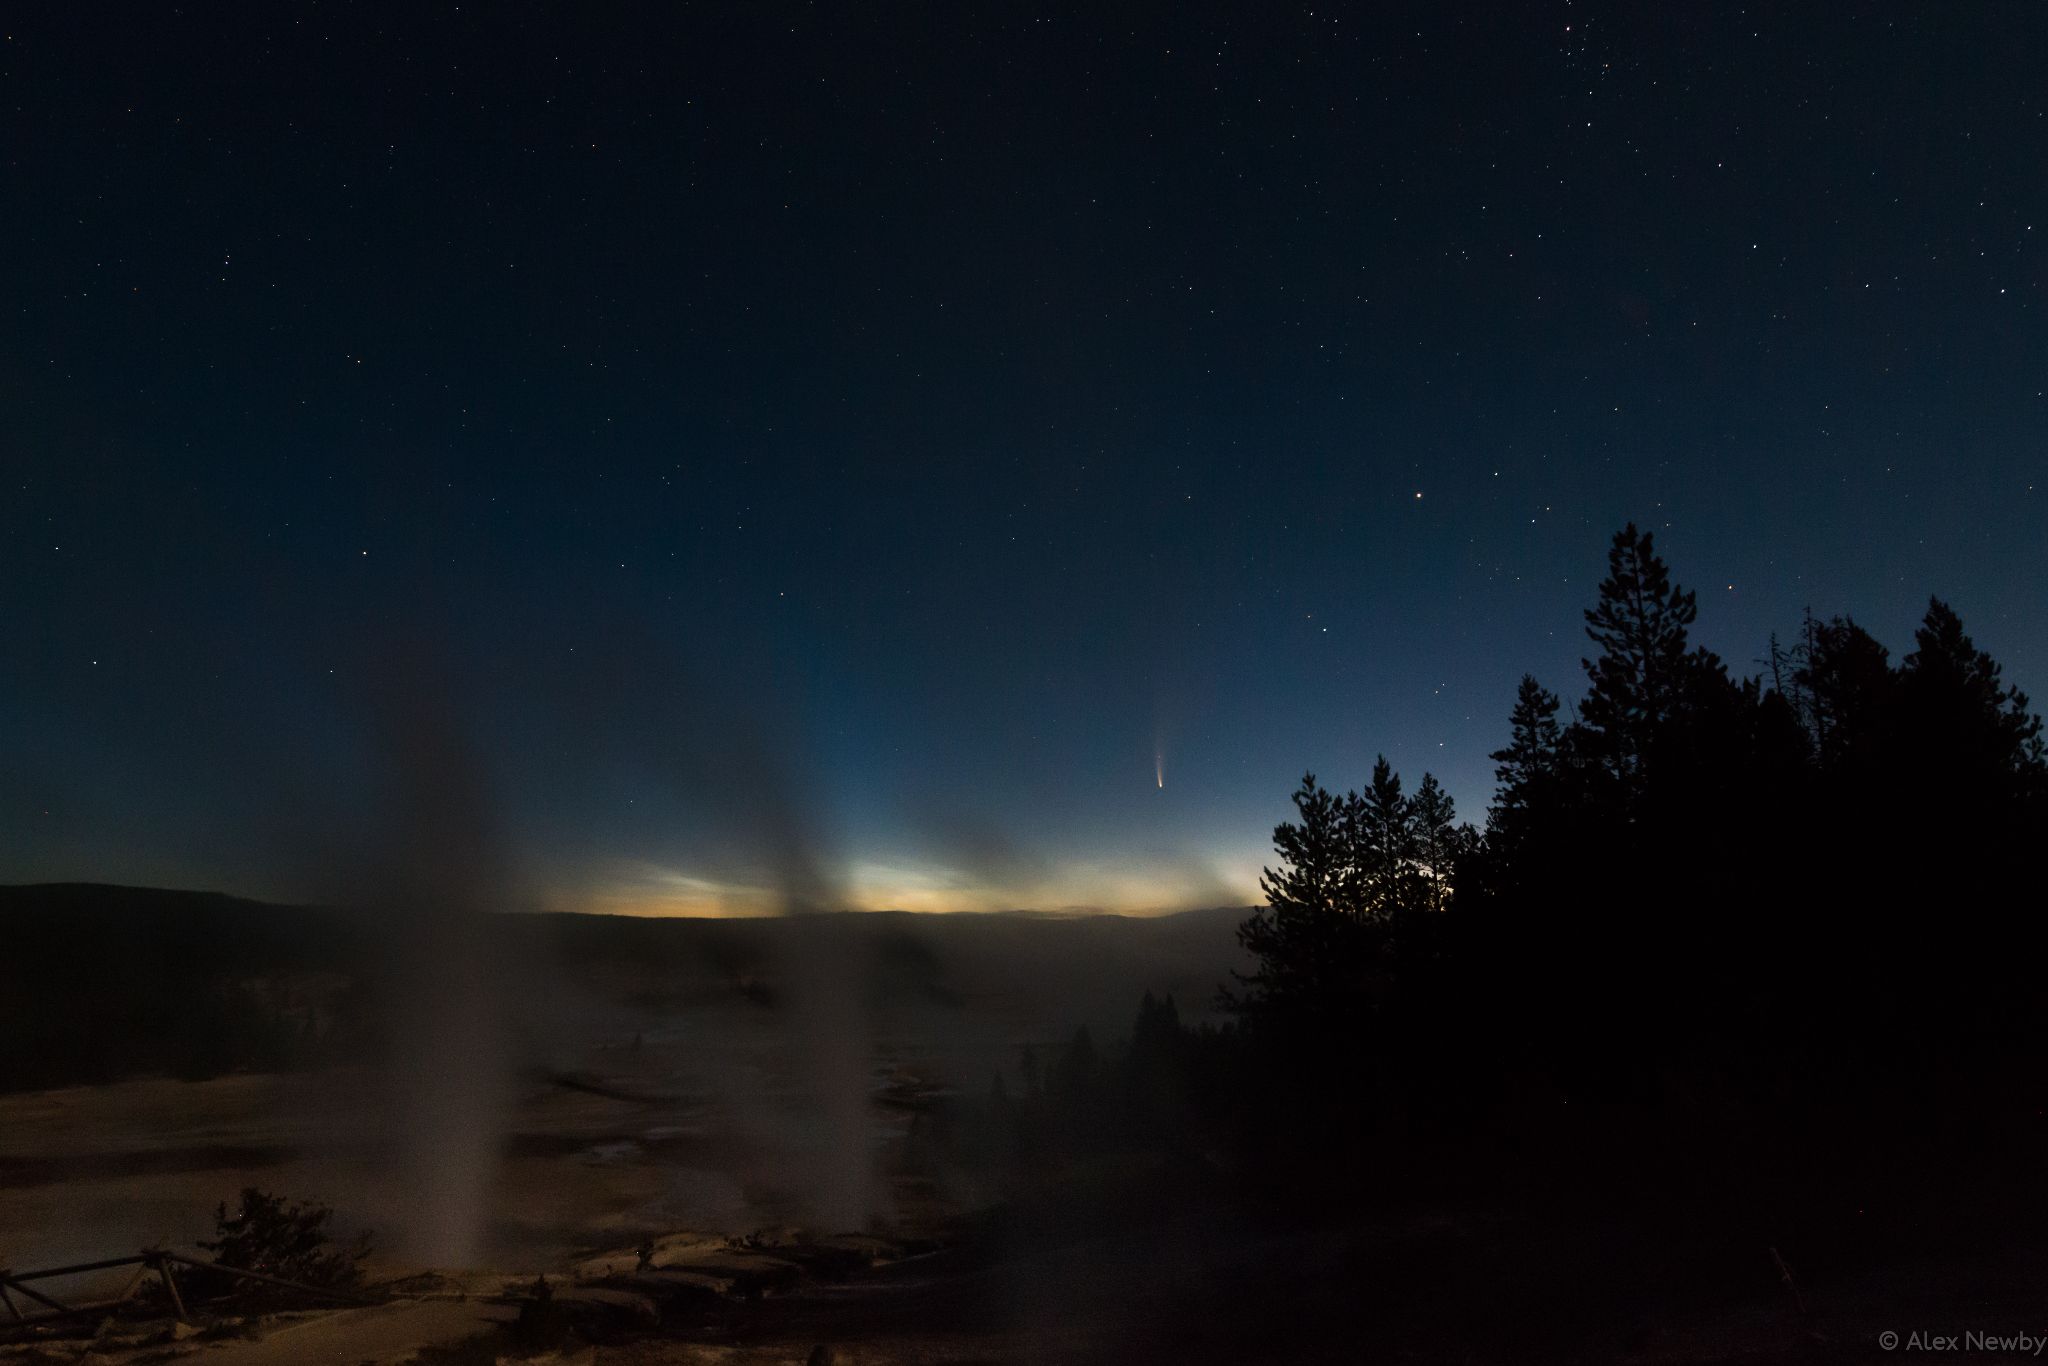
[807,1345,837,1366]
[496,1346,595,1366]
[552,1283,661,1329]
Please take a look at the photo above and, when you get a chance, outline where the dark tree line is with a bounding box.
[1227,757,1474,1030]
[1226,524,2048,1173]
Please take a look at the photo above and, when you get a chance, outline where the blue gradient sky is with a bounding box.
[7,3,2044,912]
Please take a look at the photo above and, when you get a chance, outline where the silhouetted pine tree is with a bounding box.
[1488,676,1561,831]
[1131,990,1183,1056]
[1752,684,1812,784]
[1473,674,1577,927]
[1055,1025,1098,1095]
[1225,521,2048,1192]
[1792,614,1893,774]
[1126,991,1192,1137]
[1409,772,1461,915]
[1900,597,2047,794]
[1229,773,1365,1021]
[1357,756,1417,918]
[1579,524,1704,784]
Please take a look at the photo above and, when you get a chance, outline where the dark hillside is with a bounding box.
[0,883,376,1092]
[0,885,1248,1094]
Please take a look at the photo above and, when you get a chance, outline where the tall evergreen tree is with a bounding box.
[1409,772,1460,915]
[1900,598,2047,788]
[1488,675,1562,825]
[1230,773,1362,1019]
[1356,755,1417,918]
[1792,614,1893,770]
[1482,674,1571,893]
[1579,524,1705,781]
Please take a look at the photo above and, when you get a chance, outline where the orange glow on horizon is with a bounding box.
[570,854,1261,920]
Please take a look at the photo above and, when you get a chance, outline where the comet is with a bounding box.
[1156,754,1165,789]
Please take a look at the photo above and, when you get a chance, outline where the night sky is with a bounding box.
[7,3,2045,915]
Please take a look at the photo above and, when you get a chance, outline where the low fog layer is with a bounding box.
[0,881,1248,1268]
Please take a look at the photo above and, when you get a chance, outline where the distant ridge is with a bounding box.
[0,882,1252,923]
[0,883,1251,1095]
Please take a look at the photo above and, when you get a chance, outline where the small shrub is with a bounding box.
[193,1187,370,1300]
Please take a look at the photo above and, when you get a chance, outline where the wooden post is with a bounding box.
[73,1263,152,1355]
[152,1256,191,1325]
[165,1254,371,1305]
[0,1274,77,1318]
[0,1247,372,1336]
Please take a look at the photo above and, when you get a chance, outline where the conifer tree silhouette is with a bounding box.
[1356,756,1417,919]
[1409,772,1460,916]
[1579,524,1703,784]
[1489,675,1562,829]
[1901,597,2047,789]
[1230,773,1362,1020]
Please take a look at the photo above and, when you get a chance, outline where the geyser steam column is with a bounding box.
[762,806,881,1231]
[366,665,512,1268]
[782,904,880,1231]
[384,867,506,1266]
[613,632,883,1233]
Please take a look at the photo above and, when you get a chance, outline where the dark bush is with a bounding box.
[190,1187,370,1301]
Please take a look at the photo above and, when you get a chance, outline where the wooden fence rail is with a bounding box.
[0,1247,373,1332]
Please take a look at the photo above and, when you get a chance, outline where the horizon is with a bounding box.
[0,877,1257,922]
[10,6,2044,918]
[7,7,2047,1359]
